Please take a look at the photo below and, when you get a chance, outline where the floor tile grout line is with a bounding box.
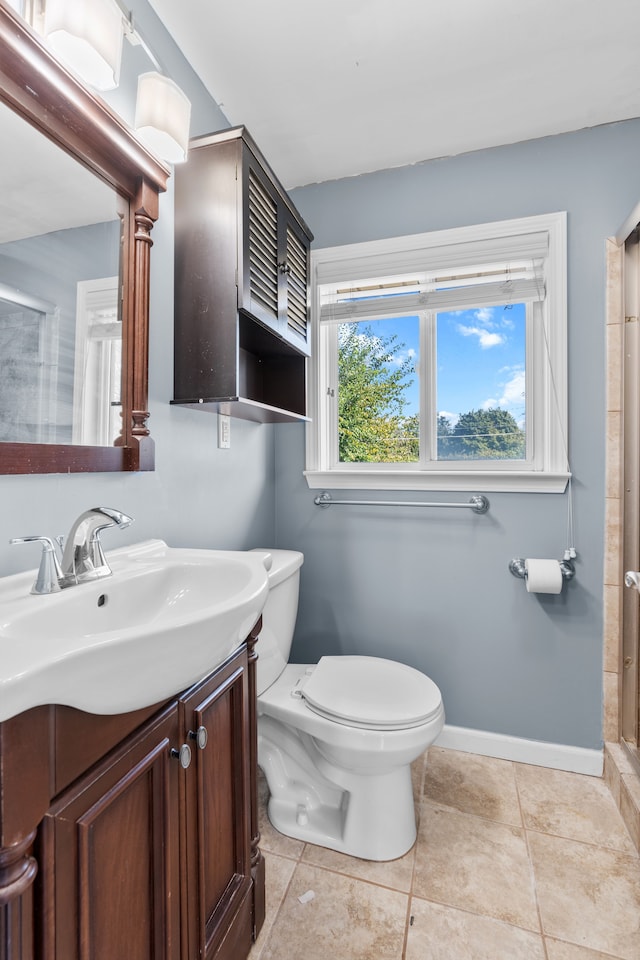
[420,793,523,830]
[251,849,303,960]
[401,894,414,960]
[407,884,544,938]
[292,854,415,896]
[298,848,416,894]
[513,759,550,960]
[522,824,640,859]
[515,761,640,859]
[401,750,428,959]
[259,847,304,864]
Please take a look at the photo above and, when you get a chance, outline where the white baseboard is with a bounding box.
[434,724,603,777]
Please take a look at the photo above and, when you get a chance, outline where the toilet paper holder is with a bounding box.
[508,557,575,582]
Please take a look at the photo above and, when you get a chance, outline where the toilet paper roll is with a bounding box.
[525,558,563,594]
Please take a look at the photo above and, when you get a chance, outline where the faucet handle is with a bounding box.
[10,536,63,595]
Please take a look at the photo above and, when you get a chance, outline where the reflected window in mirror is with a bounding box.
[73,275,122,445]
[0,284,57,442]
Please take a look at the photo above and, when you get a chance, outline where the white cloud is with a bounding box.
[481,369,526,419]
[457,325,505,349]
[474,307,496,325]
[499,370,525,407]
[438,410,458,427]
[390,347,417,367]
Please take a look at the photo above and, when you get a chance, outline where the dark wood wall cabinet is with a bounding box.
[172,126,314,424]
[0,623,265,960]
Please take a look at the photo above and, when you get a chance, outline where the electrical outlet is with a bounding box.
[218,414,231,449]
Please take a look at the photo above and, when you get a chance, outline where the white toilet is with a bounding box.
[254,548,445,861]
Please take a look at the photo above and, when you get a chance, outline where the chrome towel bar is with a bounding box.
[313,492,490,514]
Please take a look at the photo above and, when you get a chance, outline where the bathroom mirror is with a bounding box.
[0,3,169,473]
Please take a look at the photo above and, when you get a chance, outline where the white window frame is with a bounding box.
[305,212,569,493]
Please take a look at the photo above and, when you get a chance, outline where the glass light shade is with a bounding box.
[44,0,123,91]
[134,72,192,164]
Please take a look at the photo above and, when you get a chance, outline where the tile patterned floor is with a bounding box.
[249,747,640,960]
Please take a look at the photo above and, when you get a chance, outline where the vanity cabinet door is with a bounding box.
[40,705,181,960]
[180,648,252,960]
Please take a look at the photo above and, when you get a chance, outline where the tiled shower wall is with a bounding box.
[604,236,640,850]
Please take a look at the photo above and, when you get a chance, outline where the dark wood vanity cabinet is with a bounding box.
[173,125,313,424]
[179,653,253,960]
[41,705,182,960]
[0,630,264,960]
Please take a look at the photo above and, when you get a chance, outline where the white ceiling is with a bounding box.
[150,0,640,190]
[0,101,118,244]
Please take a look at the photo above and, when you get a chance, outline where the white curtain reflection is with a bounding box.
[72,276,121,445]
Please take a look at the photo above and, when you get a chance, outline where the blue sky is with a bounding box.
[351,303,526,427]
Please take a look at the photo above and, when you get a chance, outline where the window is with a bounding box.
[305,213,568,493]
[0,282,59,443]
[72,277,122,446]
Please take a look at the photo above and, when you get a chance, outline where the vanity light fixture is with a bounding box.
[43,0,123,91]
[38,0,192,163]
[134,71,192,164]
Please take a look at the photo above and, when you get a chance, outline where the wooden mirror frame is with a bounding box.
[0,3,169,474]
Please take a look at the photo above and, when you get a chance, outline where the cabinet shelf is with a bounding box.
[175,397,309,425]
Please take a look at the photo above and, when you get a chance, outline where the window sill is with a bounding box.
[303,469,571,494]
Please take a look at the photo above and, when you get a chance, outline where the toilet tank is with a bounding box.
[251,549,304,695]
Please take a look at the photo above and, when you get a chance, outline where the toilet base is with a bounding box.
[258,716,418,861]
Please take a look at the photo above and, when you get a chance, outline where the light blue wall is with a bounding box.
[2,0,639,752]
[280,120,640,751]
[0,1,275,578]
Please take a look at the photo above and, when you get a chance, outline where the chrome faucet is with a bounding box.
[10,507,133,594]
[59,507,133,586]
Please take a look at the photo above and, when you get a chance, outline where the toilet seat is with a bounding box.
[300,655,442,731]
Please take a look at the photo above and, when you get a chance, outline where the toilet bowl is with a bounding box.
[253,549,445,861]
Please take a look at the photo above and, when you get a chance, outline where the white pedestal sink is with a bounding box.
[0,539,270,720]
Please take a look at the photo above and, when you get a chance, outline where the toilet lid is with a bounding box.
[301,656,442,730]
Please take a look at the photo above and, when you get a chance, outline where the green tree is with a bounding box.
[338,324,416,462]
[446,407,525,460]
[401,413,420,460]
[436,414,454,459]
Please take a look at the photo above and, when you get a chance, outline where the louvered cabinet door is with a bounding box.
[247,167,279,323]
[242,153,311,355]
[244,161,281,334]
[280,210,311,354]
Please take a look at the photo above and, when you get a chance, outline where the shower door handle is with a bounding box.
[624,570,640,591]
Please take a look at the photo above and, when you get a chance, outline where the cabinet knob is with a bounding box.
[170,743,192,769]
[188,725,208,750]
[278,261,291,275]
